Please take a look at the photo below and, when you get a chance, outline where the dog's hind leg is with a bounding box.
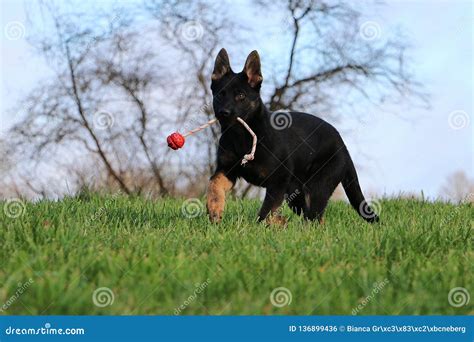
[303,184,333,222]
[303,156,345,223]
[285,184,305,216]
[287,194,305,216]
[258,186,287,225]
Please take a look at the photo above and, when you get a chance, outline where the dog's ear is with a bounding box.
[212,48,231,81]
[243,50,263,89]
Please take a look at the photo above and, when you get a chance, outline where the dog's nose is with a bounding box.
[218,109,231,117]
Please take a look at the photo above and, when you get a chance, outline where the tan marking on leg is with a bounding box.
[259,194,287,227]
[264,204,287,227]
[305,193,311,209]
[265,213,288,227]
[207,172,233,223]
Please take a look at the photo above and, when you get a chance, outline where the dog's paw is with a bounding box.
[265,214,287,227]
[208,210,222,223]
[207,197,224,223]
[207,201,223,223]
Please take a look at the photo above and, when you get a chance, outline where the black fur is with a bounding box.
[210,48,379,223]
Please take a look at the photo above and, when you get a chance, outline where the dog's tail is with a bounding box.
[341,155,379,223]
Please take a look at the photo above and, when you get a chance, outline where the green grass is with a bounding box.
[0,193,472,315]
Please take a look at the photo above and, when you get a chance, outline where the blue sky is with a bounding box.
[1,0,472,200]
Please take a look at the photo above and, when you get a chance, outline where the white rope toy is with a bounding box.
[166,117,257,166]
[182,119,217,137]
[236,117,257,165]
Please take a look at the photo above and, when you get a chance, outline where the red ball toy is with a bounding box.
[167,132,185,150]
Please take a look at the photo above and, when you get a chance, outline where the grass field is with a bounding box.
[0,193,472,315]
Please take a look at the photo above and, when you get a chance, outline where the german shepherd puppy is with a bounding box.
[207,48,379,224]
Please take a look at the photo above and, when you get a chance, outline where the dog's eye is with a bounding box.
[235,93,246,101]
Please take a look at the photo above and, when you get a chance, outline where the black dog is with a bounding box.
[207,49,379,224]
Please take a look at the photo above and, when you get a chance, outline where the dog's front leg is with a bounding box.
[207,171,234,223]
[257,187,286,225]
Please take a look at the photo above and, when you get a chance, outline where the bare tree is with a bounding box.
[9,2,136,195]
[257,0,427,116]
[440,171,474,203]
